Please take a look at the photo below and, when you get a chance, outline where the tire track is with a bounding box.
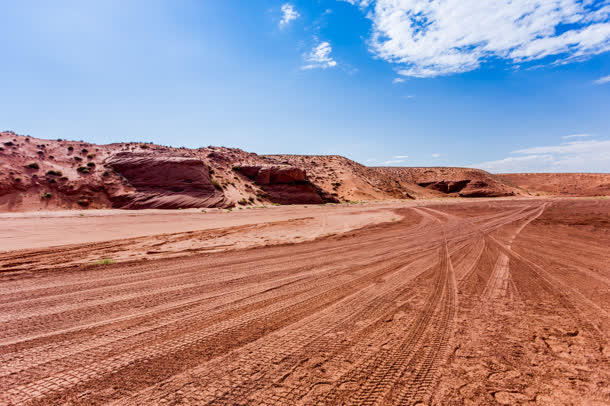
[1,199,607,406]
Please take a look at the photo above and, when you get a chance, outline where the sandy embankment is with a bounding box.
[0,203,402,270]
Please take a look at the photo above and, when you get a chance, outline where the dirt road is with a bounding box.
[0,199,608,405]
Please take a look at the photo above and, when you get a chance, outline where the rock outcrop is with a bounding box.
[235,165,339,204]
[372,167,517,198]
[106,153,226,209]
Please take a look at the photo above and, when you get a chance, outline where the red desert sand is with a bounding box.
[1,131,610,405]
[0,198,608,405]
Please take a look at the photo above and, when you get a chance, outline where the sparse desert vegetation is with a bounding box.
[93,257,116,265]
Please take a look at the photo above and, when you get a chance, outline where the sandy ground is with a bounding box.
[0,204,401,270]
[0,198,608,405]
[0,204,402,251]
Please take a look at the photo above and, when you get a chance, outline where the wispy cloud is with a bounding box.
[280,3,299,27]
[561,133,593,139]
[392,77,405,84]
[474,155,555,172]
[402,95,416,99]
[431,153,441,158]
[473,138,610,173]
[302,41,337,70]
[512,139,609,155]
[594,75,610,84]
[342,1,610,78]
[384,159,405,165]
[393,155,408,159]
[338,0,372,8]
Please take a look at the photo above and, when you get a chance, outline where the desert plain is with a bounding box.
[0,197,608,405]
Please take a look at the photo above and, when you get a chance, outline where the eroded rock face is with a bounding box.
[458,180,514,197]
[106,153,226,209]
[416,178,514,197]
[255,167,308,185]
[418,180,472,194]
[235,165,338,204]
[397,168,517,198]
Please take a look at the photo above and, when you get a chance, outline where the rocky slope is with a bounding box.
[0,131,338,211]
[497,173,610,196]
[265,155,519,199]
[1,131,527,211]
[372,167,518,197]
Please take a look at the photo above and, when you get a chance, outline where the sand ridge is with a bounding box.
[0,203,401,270]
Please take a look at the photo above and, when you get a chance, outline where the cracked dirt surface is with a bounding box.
[0,198,608,405]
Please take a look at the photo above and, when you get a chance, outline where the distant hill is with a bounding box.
[497,173,610,197]
[0,130,551,212]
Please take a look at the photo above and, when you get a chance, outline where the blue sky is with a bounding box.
[1,0,609,172]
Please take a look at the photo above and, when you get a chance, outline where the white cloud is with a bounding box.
[402,94,416,99]
[594,74,610,84]
[512,139,610,155]
[431,153,441,158]
[384,159,405,165]
[475,155,556,172]
[392,77,405,84]
[561,133,593,139]
[338,0,372,8]
[280,3,299,27]
[342,1,610,77]
[302,41,338,69]
[583,5,610,23]
[473,139,610,173]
